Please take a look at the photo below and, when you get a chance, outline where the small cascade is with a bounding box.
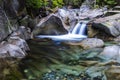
[36,21,89,41]
[70,22,87,35]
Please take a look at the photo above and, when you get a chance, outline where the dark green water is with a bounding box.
[18,39,119,80]
[18,39,101,80]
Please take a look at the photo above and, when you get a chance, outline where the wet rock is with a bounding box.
[8,36,30,52]
[99,45,120,61]
[78,48,103,60]
[11,26,32,40]
[114,35,120,42]
[105,66,120,80]
[87,24,99,38]
[75,38,104,49]
[93,15,120,37]
[32,14,67,36]
[0,42,26,58]
[86,66,106,80]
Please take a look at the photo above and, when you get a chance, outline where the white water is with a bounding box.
[36,22,88,41]
[71,22,87,35]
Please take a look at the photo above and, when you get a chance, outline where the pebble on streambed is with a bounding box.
[41,70,103,80]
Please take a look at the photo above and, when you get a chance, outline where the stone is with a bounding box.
[93,16,120,37]
[86,66,106,79]
[99,45,120,61]
[114,35,120,42]
[87,24,99,37]
[32,14,67,36]
[105,66,120,80]
[0,42,26,58]
[11,26,32,40]
[70,38,104,49]
[8,36,30,52]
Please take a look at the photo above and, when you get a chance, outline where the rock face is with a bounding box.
[93,14,120,37]
[0,7,11,42]
[79,38,104,49]
[99,45,120,61]
[3,0,25,18]
[32,14,68,36]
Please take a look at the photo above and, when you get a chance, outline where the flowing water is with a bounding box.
[18,39,120,80]
[36,21,88,41]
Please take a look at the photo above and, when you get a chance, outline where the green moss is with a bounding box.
[25,0,43,9]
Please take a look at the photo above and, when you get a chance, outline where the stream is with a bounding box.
[18,39,119,80]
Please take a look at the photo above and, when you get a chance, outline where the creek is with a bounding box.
[18,39,119,80]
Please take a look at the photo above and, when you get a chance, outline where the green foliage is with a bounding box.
[63,0,83,8]
[52,0,64,8]
[104,0,117,5]
[25,0,64,9]
[25,0,48,9]
[96,0,117,7]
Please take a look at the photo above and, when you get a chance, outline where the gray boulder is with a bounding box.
[93,14,120,37]
[32,14,67,36]
[8,36,30,52]
[79,38,104,49]
[99,45,120,61]
[0,42,26,58]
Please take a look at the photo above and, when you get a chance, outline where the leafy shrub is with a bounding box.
[96,0,117,7]
[52,0,64,8]
[25,0,43,9]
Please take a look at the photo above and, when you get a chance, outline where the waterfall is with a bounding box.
[36,21,88,41]
[70,22,87,35]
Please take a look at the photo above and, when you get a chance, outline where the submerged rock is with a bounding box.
[68,38,104,49]
[105,66,120,80]
[99,45,120,61]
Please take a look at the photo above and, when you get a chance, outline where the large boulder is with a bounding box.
[93,14,120,37]
[32,14,68,36]
[67,38,104,49]
[0,42,26,58]
[0,36,29,58]
[79,38,104,49]
[8,36,30,52]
